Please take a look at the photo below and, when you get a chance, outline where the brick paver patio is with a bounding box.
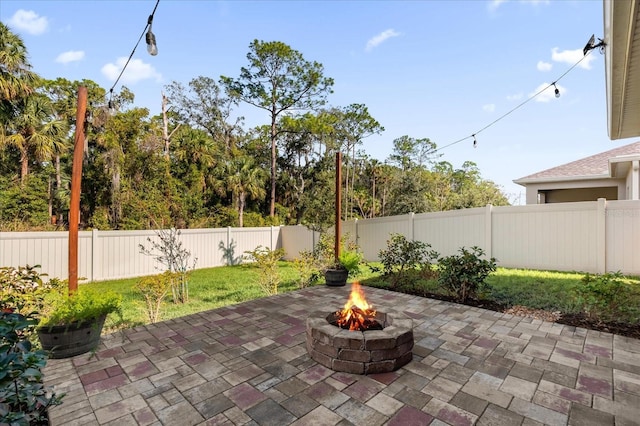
[44,285,640,425]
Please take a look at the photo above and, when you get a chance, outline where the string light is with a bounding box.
[107,0,160,112]
[434,35,604,154]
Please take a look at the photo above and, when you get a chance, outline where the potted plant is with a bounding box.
[324,249,363,287]
[37,284,122,359]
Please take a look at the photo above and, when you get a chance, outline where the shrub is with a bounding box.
[139,228,197,304]
[0,311,63,425]
[338,249,363,276]
[244,246,285,295]
[437,246,497,303]
[378,234,439,288]
[0,265,62,314]
[39,287,122,329]
[574,272,638,322]
[136,272,174,323]
[293,250,322,288]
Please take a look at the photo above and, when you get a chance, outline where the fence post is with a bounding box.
[410,212,415,240]
[226,227,232,266]
[270,226,275,250]
[91,229,99,281]
[597,198,607,274]
[354,218,359,247]
[485,204,493,259]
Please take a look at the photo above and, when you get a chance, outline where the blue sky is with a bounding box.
[1,0,629,204]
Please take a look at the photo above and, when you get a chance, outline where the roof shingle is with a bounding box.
[515,140,640,182]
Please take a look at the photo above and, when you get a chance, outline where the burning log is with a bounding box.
[335,305,383,331]
[332,283,383,331]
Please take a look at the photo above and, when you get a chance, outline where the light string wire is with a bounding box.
[434,50,593,153]
[108,0,160,108]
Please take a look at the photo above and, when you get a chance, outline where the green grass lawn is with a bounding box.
[86,262,640,331]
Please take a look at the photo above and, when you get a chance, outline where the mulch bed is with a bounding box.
[394,289,640,340]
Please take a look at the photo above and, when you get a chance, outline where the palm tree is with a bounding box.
[221,156,267,227]
[0,23,38,102]
[0,93,66,183]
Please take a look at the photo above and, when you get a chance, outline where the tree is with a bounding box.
[165,76,241,154]
[0,23,37,102]
[388,135,437,171]
[221,40,334,217]
[0,93,66,183]
[329,104,384,220]
[220,155,267,227]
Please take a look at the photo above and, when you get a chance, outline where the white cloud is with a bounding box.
[483,104,496,113]
[551,47,596,70]
[488,0,548,12]
[8,10,48,35]
[530,82,566,102]
[507,93,523,101]
[101,57,162,84]
[365,29,400,52]
[488,0,508,11]
[537,61,552,72]
[56,50,85,64]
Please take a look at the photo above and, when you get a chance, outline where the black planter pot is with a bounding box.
[37,315,106,359]
[324,268,349,286]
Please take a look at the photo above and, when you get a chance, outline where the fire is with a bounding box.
[335,282,379,331]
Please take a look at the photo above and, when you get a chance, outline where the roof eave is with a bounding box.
[605,0,640,140]
[513,174,611,186]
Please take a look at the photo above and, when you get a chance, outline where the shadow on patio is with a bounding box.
[44,285,640,425]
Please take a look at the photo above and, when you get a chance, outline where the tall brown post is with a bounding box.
[335,152,342,263]
[68,86,87,294]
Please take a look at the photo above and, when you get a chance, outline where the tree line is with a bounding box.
[0,24,508,232]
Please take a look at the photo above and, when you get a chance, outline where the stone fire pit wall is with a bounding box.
[305,309,413,374]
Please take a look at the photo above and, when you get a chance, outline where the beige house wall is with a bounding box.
[524,178,626,204]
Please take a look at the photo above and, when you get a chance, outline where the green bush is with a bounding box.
[0,265,62,314]
[39,288,122,329]
[437,246,497,303]
[0,311,64,425]
[139,228,197,304]
[338,250,363,276]
[244,246,286,295]
[292,250,322,288]
[136,272,173,323]
[574,272,639,322]
[378,234,439,288]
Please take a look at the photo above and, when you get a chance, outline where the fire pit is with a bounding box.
[306,283,413,374]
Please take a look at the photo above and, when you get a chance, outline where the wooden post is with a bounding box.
[335,152,342,263]
[68,86,87,294]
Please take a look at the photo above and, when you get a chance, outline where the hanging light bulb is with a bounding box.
[553,83,560,98]
[146,29,158,56]
[146,15,158,56]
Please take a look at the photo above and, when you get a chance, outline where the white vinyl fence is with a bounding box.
[2,199,640,280]
[0,227,280,281]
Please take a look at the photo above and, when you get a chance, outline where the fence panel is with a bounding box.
[179,228,228,268]
[0,232,68,279]
[492,202,599,272]
[280,226,318,260]
[413,208,486,258]
[4,200,640,279]
[355,214,412,261]
[605,200,640,275]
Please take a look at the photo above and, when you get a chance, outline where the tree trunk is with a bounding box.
[269,109,277,217]
[20,148,28,184]
[238,192,246,227]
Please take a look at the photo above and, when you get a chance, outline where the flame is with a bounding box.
[336,282,377,331]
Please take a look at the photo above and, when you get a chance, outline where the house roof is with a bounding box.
[514,140,640,185]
